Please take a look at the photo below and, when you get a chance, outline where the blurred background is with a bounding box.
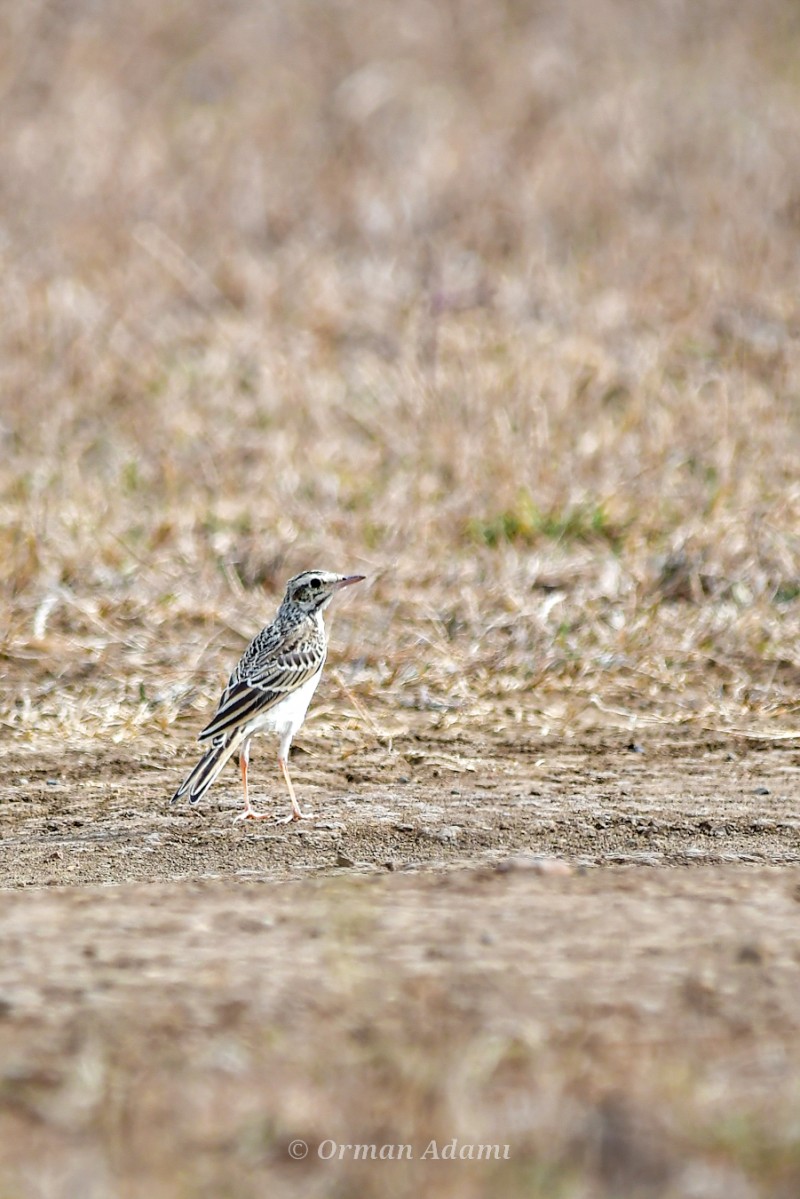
[2,0,800,737]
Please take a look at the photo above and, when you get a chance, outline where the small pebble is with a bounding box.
[419,826,460,844]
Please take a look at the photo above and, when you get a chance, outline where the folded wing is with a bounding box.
[199,626,325,742]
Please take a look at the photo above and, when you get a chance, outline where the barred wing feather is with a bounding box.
[198,644,325,742]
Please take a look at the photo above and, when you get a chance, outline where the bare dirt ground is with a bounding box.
[0,730,799,1198]
[2,728,800,887]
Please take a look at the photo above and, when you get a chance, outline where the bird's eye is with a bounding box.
[309,578,321,590]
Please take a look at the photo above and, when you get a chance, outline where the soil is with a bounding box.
[2,728,798,887]
[0,727,799,1198]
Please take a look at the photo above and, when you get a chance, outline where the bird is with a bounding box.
[171,569,364,822]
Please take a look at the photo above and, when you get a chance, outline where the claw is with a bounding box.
[275,809,312,824]
[233,807,272,823]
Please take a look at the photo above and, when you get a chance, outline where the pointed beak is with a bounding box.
[334,574,365,589]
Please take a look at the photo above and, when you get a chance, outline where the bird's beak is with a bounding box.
[335,574,365,589]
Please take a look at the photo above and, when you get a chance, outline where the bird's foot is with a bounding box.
[275,808,312,824]
[233,806,272,823]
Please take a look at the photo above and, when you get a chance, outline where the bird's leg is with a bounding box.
[275,755,311,823]
[233,739,271,823]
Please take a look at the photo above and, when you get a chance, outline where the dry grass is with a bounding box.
[2,0,800,751]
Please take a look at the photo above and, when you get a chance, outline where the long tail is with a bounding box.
[171,732,243,806]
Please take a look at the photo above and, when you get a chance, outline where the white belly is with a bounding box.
[242,669,323,751]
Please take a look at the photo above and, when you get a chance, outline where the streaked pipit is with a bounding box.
[171,569,364,822]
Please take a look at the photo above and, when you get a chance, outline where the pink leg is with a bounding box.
[275,756,311,823]
[233,740,271,823]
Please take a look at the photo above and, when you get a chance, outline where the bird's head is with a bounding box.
[283,569,365,614]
